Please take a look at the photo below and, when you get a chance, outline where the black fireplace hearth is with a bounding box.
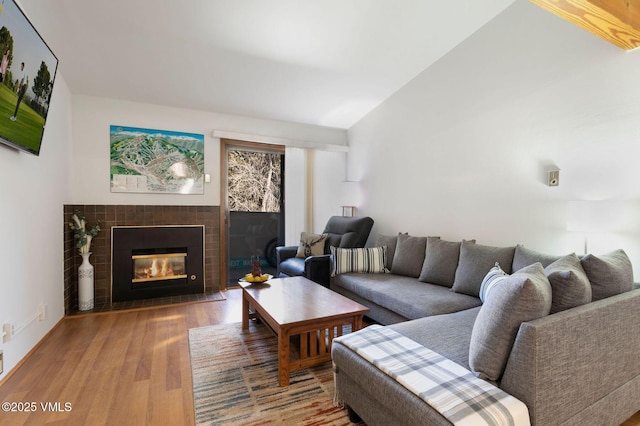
[111,225,205,302]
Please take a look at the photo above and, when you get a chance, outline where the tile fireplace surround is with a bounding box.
[63,205,220,315]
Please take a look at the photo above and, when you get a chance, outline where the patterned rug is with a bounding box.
[188,321,356,425]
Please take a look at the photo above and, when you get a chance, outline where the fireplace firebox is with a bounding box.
[111,225,205,302]
[132,252,187,283]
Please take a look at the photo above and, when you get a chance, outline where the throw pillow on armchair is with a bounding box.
[296,232,328,258]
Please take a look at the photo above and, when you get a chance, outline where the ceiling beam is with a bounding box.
[530,0,640,50]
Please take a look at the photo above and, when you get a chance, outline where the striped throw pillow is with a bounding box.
[479,262,509,303]
[331,246,388,276]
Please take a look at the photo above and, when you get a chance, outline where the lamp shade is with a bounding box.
[340,181,361,208]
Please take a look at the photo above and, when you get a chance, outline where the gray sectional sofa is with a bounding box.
[330,234,640,425]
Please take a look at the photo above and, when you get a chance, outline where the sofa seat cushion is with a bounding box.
[389,306,481,370]
[278,257,305,277]
[331,273,482,320]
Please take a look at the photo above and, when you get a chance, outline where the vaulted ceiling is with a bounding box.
[20,0,517,129]
[19,0,638,130]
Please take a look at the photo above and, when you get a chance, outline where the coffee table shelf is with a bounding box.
[240,276,369,386]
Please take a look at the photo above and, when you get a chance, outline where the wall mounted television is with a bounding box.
[0,0,58,156]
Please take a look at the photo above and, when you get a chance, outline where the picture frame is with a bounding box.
[110,125,205,194]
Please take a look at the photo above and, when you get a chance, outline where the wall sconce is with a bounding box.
[547,169,560,186]
[341,206,356,217]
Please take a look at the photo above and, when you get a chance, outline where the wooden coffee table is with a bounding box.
[239,276,370,386]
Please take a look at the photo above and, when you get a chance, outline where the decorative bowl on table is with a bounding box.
[240,273,272,284]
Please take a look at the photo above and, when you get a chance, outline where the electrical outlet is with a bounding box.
[2,323,12,343]
[38,304,46,321]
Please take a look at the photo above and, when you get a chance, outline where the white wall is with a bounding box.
[312,150,347,232]
[346,0,640,276]
[71,95,347,206]
[284,147,308,245]
[0,75,73,380]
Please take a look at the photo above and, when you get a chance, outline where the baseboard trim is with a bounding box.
[0,317,65,387]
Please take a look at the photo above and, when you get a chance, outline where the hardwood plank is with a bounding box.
[133,314,155,383]
[86,367,122,426]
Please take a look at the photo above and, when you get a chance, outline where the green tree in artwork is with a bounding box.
[31,61,52,112]
[0,26,14,84]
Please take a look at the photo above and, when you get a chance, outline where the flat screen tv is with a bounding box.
[0,0,58,156]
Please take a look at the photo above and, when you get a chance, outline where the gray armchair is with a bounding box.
[276,216,374,287]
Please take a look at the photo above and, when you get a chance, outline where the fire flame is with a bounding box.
[137,257,178,279]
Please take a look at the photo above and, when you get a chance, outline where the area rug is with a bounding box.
[188,321,357,425]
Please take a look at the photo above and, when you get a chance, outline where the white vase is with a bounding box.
[78,252,94,311]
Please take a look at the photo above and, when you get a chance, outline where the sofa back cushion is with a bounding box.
[580,249,633,301]
[512,245,562,271]
[376,234,401,270]
[452,242,516,297]
[544,253,591,313]
[469,263,552,382]
[418,237,461,287]
[390,234,428,278]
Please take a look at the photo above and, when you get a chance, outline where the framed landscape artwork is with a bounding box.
[110,125,205,194]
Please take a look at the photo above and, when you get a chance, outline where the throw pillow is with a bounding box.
[580,249,633,301]
[478,262,509,303]
[452,242,516,297]
[330,246,387,276]
[295,232,328,258]
[512,245,562,271]
[376,234,401,270]
[469,263,552,382]
[390,233,428,278]
[418,237,461,287]
[544,253,591,313]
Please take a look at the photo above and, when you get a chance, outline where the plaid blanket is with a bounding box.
[333,325,530,426]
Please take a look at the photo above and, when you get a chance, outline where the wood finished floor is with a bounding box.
[0,288,638,426]
[0,290,242,425]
